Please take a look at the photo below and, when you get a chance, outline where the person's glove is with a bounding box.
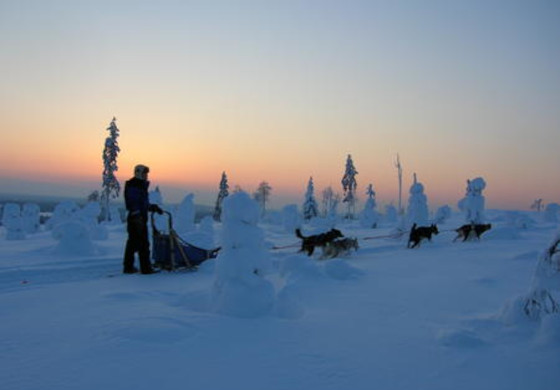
[149,204,164,214]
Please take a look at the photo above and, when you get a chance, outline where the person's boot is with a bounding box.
[123,267,139,274]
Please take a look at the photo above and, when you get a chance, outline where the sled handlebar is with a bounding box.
[150,210,173,233]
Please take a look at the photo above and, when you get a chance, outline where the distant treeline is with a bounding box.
[0,193,214,222]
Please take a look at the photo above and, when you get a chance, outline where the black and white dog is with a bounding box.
[295,228,344,256]
[321,237,359,259]
[453,223,492,242]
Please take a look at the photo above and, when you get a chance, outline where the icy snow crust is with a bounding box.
[1,209,559,390]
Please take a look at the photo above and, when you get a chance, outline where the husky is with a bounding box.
[295,228,344,256]
[453,223,492,242]
[407,223,439,248]
[321,237,359,259]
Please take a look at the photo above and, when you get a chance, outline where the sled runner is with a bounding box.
[151,211,220,271]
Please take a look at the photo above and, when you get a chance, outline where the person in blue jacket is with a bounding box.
[123,164,163,274]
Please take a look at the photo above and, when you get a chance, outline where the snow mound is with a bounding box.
[275,284,305,319]
[534,313,560,346]
[52,220,97,255]
[279,254,323,281]
[499,294,533,325]
[323,259,364,280]
[436,328,487,348]
[110,317,197,344]
[212,277,275,318]
[485,226,522,240]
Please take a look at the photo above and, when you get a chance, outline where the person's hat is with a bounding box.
[134,164,150,179]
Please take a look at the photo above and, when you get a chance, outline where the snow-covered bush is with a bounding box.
[22,203,40,234]
[211,191,275,318]
[2,203,25,240]
[433,205,451,224]
[406,173,429,227]
[52,220,96,256]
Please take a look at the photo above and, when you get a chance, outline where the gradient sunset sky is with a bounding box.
[1,0,559,210]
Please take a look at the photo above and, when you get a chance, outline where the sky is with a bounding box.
[0,0,559,210]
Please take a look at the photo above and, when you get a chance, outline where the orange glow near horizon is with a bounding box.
[1,2,559,210]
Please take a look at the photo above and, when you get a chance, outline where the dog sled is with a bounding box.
[151,211,220,271]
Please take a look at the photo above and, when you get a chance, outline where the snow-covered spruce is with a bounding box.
[302,177,319,221]
[341,154,358,219]
[406,173,429,228]
[458,177,487,224]
[101,117,120,222]
[360,183,379,229]
[213,171,229,222]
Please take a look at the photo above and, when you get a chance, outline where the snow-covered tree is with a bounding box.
[253,181,272,218]
[174,194,196,235]
[212,191,274,317]
[341,154,358,219]
[302,177,319,221]
[22,203,40,234]
[87,190,100,203]
[101,117,120,222]
[321,186,334,217]
[531,199,544,212]
[360,184,379,228]
[394,153,403,214]
[213,171,229,222]
[406,173,429,227]
[458,177,486,224]
[384,204,398,223]
[45,201,80,230]
[2,203,25,240]
[502,231,560,322]
[320,186,340,220]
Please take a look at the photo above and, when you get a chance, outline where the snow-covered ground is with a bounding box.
[1,210,559,390]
